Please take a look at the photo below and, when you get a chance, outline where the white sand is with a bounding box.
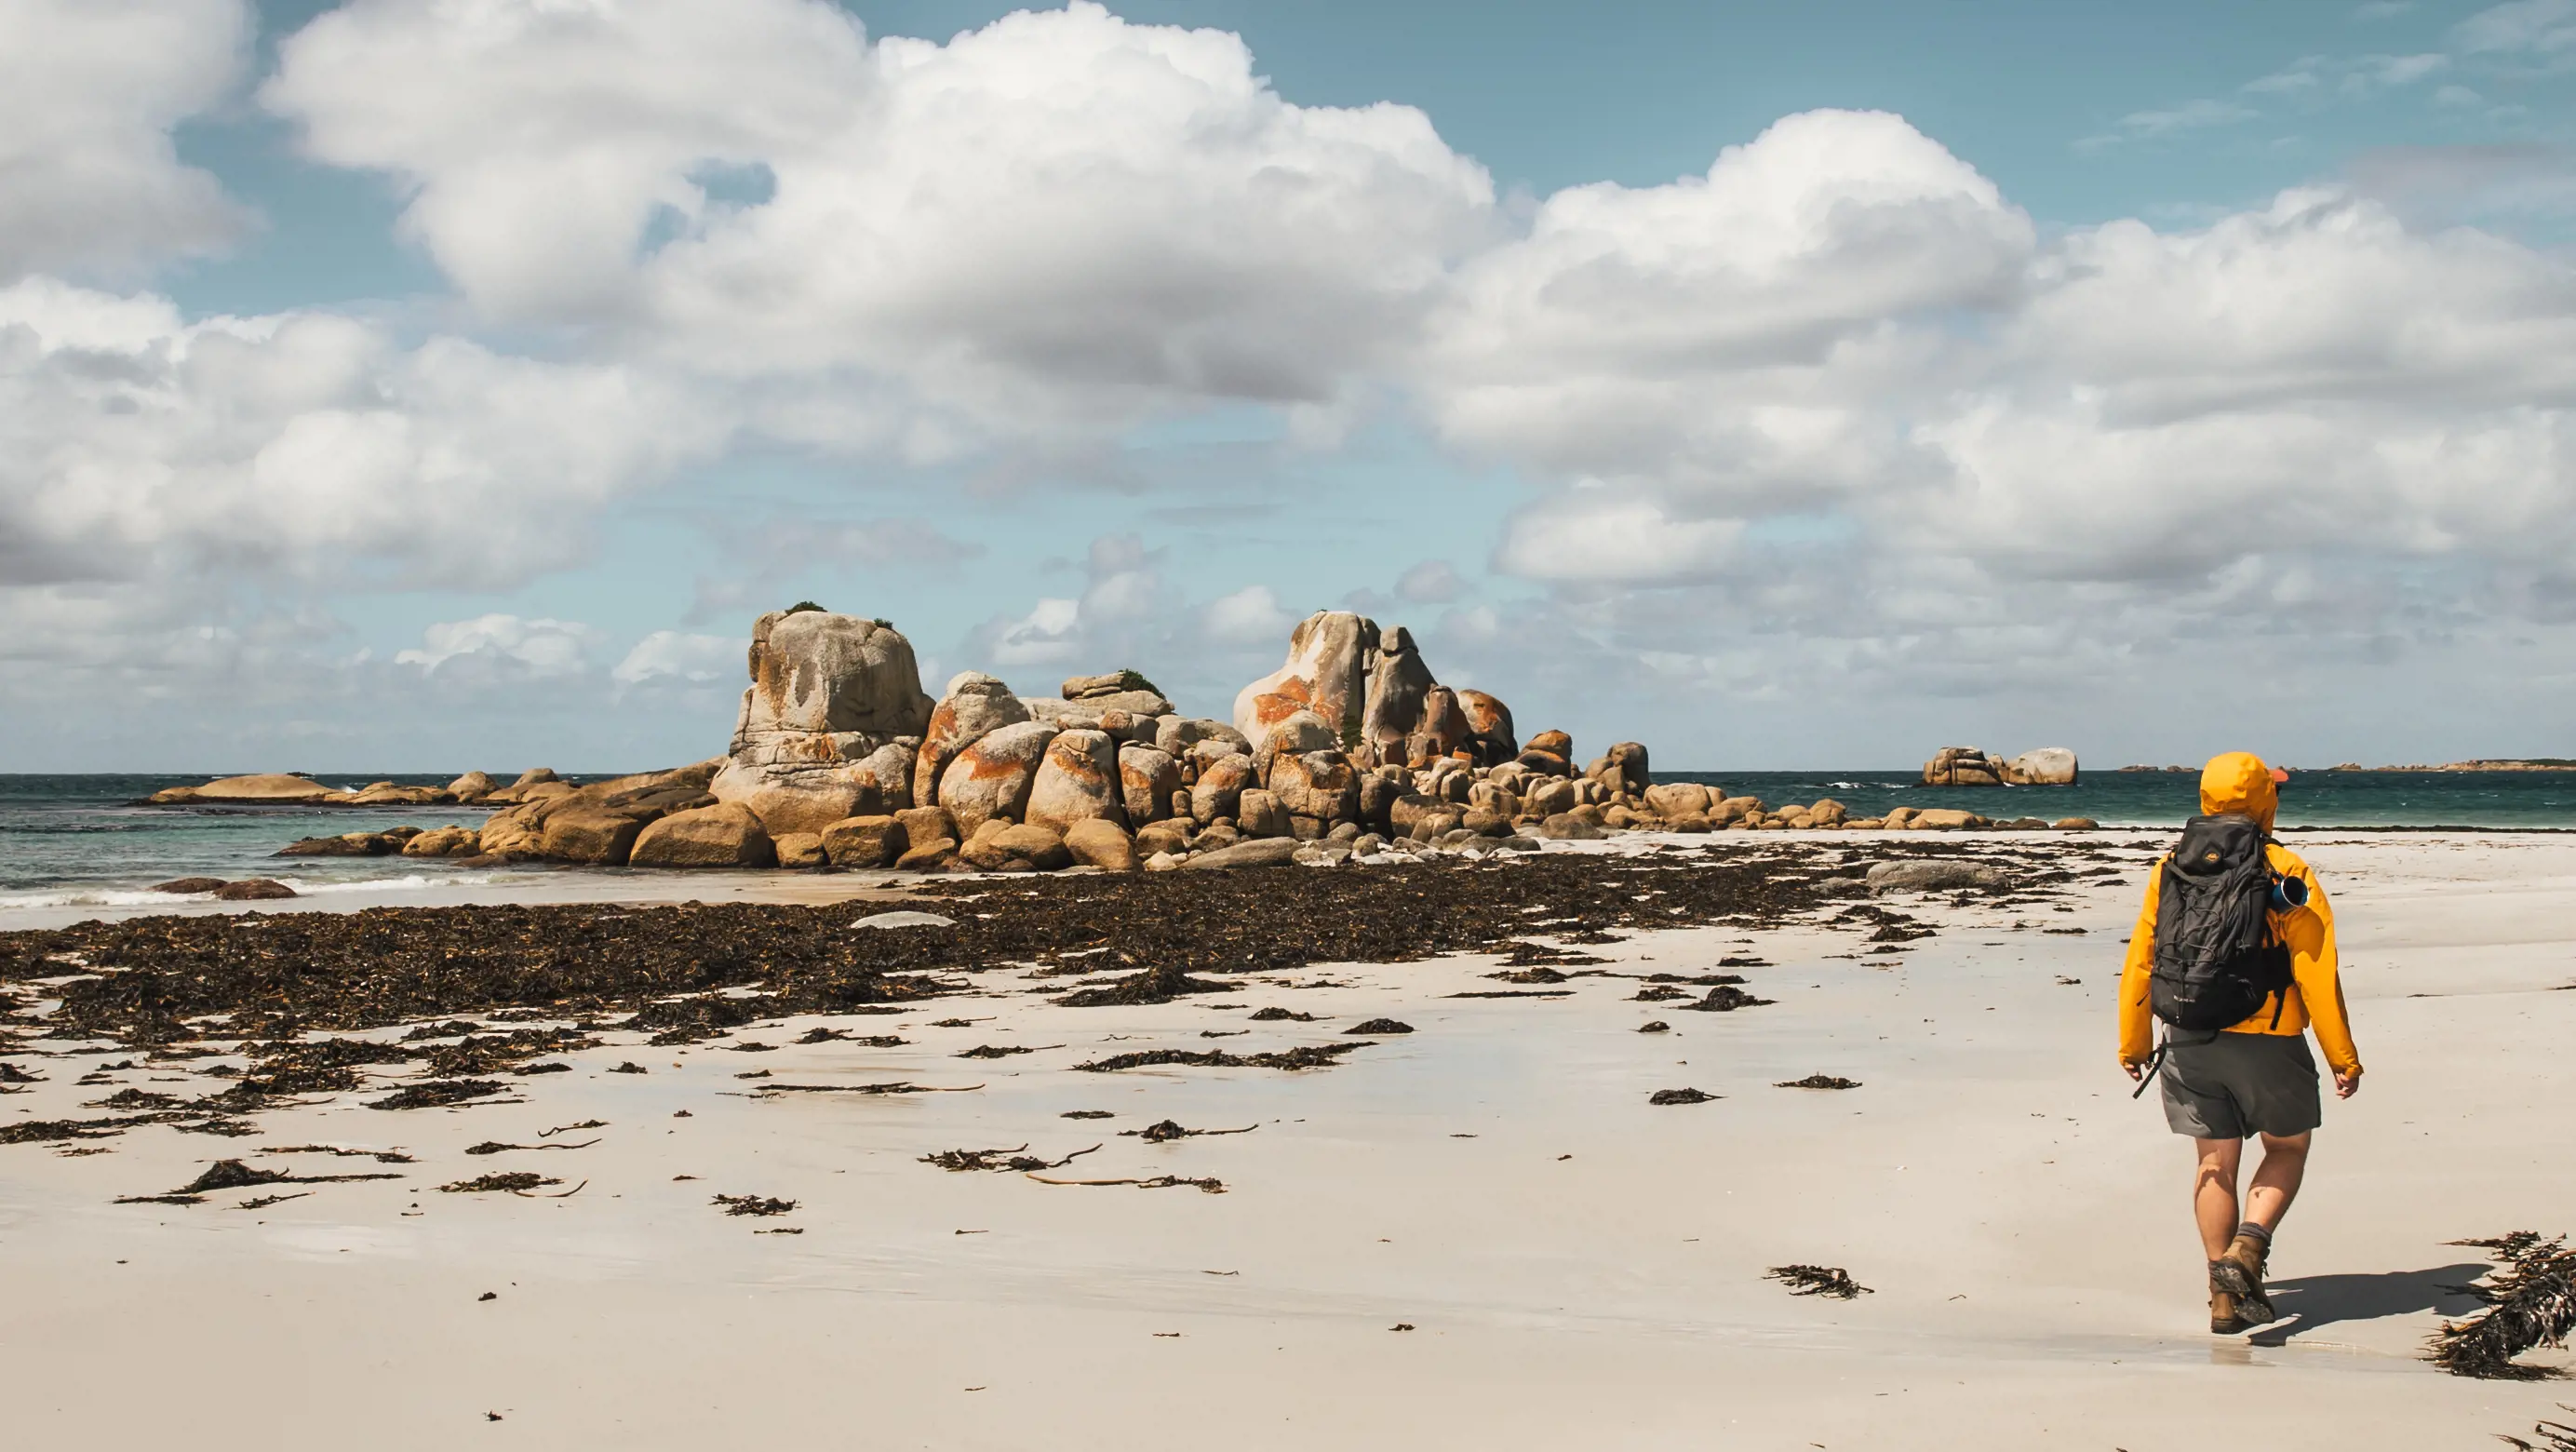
[1,831,2569,1448]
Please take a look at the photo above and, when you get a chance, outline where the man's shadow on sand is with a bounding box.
[2248,1262,2489,1346]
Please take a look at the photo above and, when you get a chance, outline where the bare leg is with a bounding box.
[2193,1136,2243,1260]
[2243,1131,2311,1231]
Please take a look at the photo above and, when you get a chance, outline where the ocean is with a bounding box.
[3,769,2571,910]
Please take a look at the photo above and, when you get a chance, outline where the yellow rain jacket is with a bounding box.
[2117,752,2361,1077]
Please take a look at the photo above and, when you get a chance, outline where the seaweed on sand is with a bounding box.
[2495,1405,2576,1451]
[1,850,1845,1067]
[441,1172,558,1194]
[1766,1265,1872,1299]
[116,1157,403,1204]
[1073,1043,1363,1073]
[1122,1120,1256,1143]
[1024,1173,1225,1193]
[1777,1075,1861,1090]
[712,1193,796,1217]
[920,1144,1099,1173]
[2432,1232,2576,1379]
[463,1139,597,1155]
[1053,963,1237,1007]
[744,1081,978,1096]
[365,1079,511,1110]
[1649,1088,1716,1105]
[1677,985,1775,1012]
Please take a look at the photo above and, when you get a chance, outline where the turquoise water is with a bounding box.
[1668,770,2576,831]
[0,774,503,909]
[3,769,2571,907]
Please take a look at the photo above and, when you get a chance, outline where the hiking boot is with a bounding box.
[2211,1234,2275,1327]
[2209,1284,2251,1335]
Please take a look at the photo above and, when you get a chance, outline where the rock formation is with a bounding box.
[1233,611,1377,751]
[214,600,2113,879]
[709,608,933,836]
[1921,746,2007,786]
[1922,745,2079,786]
[2003,747,2079,786]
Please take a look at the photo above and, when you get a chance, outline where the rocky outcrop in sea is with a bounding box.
[215,605,2101,871]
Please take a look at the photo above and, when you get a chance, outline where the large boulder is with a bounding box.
[1643,782,1711,819]
[1527,729,1573,760]
[937,720,1058,836]
[630,804,776,868]
[1063,669,1158,699]
[1189,753,1253,825]
[736,609,934,742]
[717,610,933,833]
[1268,749,1359,823]
[711,737,913,838]
[1026,729,1125,834]
[343,783,442,806]
[894,805,956,852]
[278,831,397,857]
[475,804,545,857]
[2003,747,2080,786]
[1253,709,1338,779]
[542,808,647,866]
[1061,818,1139,872]
[913,672,1030,807]
[1356,773,1399,833]
[1595,742,1651,795]
[1236,787,1290,839]
[1019,690,1174,727]
[445,771,497,802]
[1181,837,1302,870]
[1154,716,1248,760]
[960,820,1069,872]
[1456,690,1518,764]
[401,826,480,857]
[1406,686,1473,765]
[1117,745,1181,826]
[1523,778,1578,818]
[1233,611,1378,750]
[1357,625,1436,768]
[820,815,908,868]
[1922,746,2007,786]
[151,773,352,805]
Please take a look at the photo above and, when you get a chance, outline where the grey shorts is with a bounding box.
[2158,1029,2322,1139]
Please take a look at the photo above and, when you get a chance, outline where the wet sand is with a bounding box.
[1,832,2569,1448]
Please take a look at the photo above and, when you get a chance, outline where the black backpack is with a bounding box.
[2149,813,2296,1031]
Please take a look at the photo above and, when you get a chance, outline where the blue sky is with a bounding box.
[6,0,2576,772]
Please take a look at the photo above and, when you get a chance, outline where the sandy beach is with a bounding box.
[2,831,2569,1449]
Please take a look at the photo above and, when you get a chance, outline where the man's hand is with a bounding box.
[2334,1069,2361,1100]
[2122,1059,2144,1082]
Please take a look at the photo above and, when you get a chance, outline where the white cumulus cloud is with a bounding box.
[396,613,599,677]
[0,277,727,591]
[264,0,1496,440]
[0,0,251,283]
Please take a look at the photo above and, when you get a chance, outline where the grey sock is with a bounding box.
[2235,1221,2272,1246]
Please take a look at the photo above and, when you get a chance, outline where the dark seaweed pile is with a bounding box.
[0,850,1872,1062]
[1766,1265,1873,1298]
[2434,1232,2576,1379]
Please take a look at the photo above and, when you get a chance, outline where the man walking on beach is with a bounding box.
[2118,752,2363,1334]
